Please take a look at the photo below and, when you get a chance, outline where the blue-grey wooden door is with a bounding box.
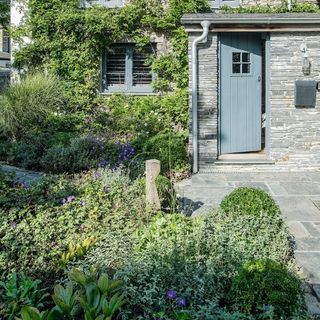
[220,33,262,154]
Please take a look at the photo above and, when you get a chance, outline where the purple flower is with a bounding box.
[94,172,102,179]
[11,222,17,229]
[167,289,177,300]
[79,200,85,207]
[61,198,66,205]
[177,297,187,307]
[21,181,29,189]
[99,159,108,168]
[67,195,76,203]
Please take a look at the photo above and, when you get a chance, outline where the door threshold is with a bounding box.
[215,159,275,165]
[217,152,274,165]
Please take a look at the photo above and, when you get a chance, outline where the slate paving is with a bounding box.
[0,163,44,184]
[175,171,320,314]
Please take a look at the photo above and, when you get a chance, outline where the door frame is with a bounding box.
[217,32,271,159]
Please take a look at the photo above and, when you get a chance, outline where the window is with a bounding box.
[80,0,124,8]
[232,51,251,75]
[2,31,10,53]
[210,0,239,9]
[102,44,155,93]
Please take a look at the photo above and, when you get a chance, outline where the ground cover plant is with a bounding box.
[0,164,308,319]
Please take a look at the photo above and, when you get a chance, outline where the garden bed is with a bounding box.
[0,168,310,319]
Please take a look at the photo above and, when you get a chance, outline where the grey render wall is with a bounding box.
[188,33,218,169]
[269,32,320,169]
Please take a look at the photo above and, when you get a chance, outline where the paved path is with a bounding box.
[175,171,320,312]
[0,163,44,184]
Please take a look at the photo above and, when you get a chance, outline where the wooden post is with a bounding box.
[146,159,161,210]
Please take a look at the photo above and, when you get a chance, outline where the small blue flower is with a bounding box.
[167,289,177,300]
[11,222,17,229]
[79,200,85,207]
[61,198,66,205]
[21,181,29,189]
[177,297,187,307]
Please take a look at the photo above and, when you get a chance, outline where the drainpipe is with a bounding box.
[192,20,211,173]
[288,0,292,11]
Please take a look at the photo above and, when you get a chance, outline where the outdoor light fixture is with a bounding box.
[300,43,311,76]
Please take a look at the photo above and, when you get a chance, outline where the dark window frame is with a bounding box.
[102,43,155,94]
[231,51,253,77]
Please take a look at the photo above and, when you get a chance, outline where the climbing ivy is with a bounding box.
[222,0,320,13]
[13,0,210,109]
[0,0,9,27]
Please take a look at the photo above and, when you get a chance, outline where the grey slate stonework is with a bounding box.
[269,32,320,169]
[188,33,218,168]
[187,30,320,171]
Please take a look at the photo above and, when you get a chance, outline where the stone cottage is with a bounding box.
[8,0,320,172]
[182,1,320,172]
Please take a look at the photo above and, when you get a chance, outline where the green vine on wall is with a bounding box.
[13,0,210,109]
[221,0,320,13]
[0,0,9,28]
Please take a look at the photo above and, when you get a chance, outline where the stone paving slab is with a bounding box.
[1,163,43,184]
[295,252,320,284]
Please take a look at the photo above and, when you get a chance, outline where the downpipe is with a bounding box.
[191,20,211,173]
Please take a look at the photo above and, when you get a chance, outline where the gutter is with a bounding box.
[182,15,320,25]
[191,20,211,173]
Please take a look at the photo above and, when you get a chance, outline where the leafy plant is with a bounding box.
[58,236,97,269]
[0,169,148,284]
[220,187,281,217]
[117,209,291,319]
[142,130,188,175]
[19,306,50,320]
[50,282,80,318]
[0,273,49,320]
[227,259,306,319]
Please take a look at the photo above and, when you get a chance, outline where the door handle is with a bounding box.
[258,76,262,82]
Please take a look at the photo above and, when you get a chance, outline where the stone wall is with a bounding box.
[187,30,320,171]
[269,32,320,169]
[188,33,218,169]
[208,0,319,8]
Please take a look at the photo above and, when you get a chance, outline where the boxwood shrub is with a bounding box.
[220,187,281,217]
[227,259,306,319]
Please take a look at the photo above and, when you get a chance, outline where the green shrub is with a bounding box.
[137,175,177,212]
[0,273,49,320]
[40,135,105,173]
[0,169,148,285]
[142,131,189,175]
[7,141,45,170]
[227,259,306,319]
[220,187,281,217]
[117,210,291,319]
[0,72,66,138]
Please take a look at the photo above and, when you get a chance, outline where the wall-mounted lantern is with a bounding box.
[300,43,311,76]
